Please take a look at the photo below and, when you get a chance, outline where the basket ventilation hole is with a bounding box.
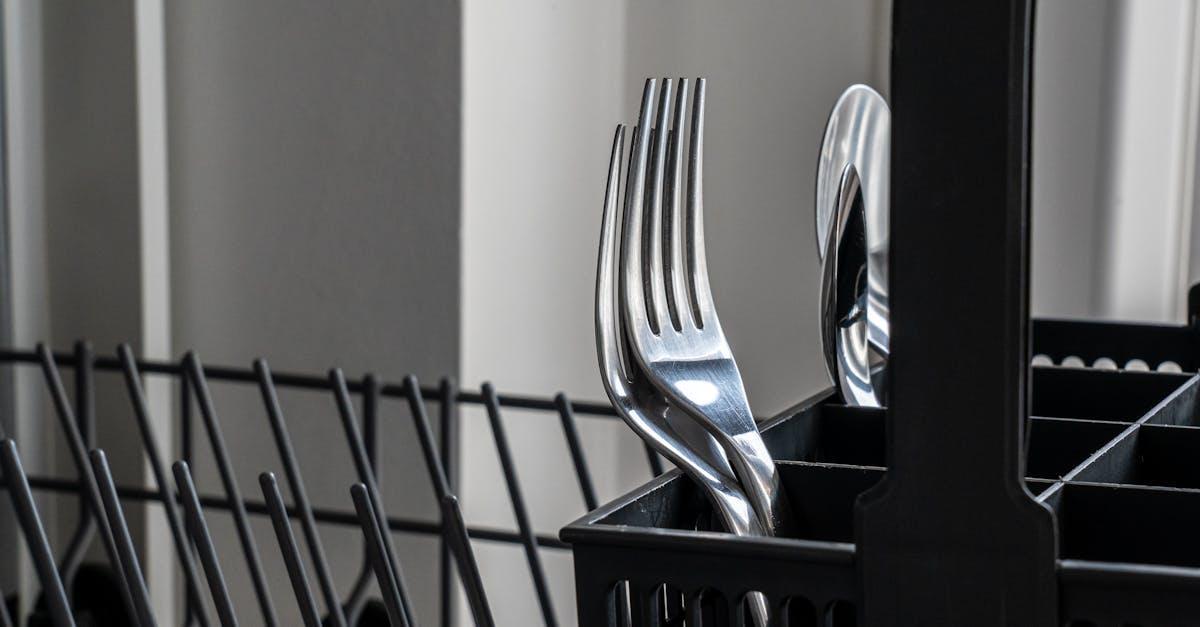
[734,591,773,627]
[607,581,633,627]
[782,595,817,627]
[1157,360,1182,373]
[824,600,856,627]
[609,578,638,624]
[1031,354,1053,367]
[690,588,729,627]
[1092,357,1117,370]
[1124,358,1149,371]
[1061,356,1085,368]
[653,584,684,625]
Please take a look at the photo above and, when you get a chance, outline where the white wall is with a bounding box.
[165,2,460,624]
[460,3,631,626]
[1030,0,1117,319]
[3,0,49,615]
[1031,0,1200,324]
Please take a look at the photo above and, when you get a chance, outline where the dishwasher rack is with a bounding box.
[0,342,637,627]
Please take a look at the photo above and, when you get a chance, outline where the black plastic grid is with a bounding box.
[562,317,1200,626]
[0,342,644,627]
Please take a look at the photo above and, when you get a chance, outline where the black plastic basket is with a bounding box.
[564,1,1200,625]
[563,319,1200,625]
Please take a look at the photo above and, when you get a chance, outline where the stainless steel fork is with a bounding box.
[621,77,793,536]
[596,116,761,539]
[596,80,769,627]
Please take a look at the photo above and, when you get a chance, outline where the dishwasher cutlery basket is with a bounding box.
[563,1,1200,625]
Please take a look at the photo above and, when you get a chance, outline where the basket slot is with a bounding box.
[1031,368,1193,423]
[806,406,885,467]
[1092,425,1200,490]
[1026,419,1127,480]
[778,463,881,543]
[1058,482,1200,569]
[1061,427,1138,487]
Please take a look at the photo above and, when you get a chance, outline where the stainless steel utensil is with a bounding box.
[597,75,770,627]
[815,85,890,407]
[620,77,793,537]
[820,164,878,406]
[596,112,760,539]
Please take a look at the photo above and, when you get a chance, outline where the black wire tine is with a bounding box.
[254,359,348,627]
[172,462,239,627]
[183,352,279,627]
[350,484,409,627]
[35,343,139,619]
[182,371,194,465]
[344,373,379,622]
[554,392,599,510]
[404,375,469,627]
[438,494,494,627]
[644,444,665,476]
[330,369,417,627]
[401,375,451,499]
[181,369,199,627]
[59,341,97,591]
[437,377,457,627]
[481,383,558,626]
[117,345,213,627]
[0,439,75,627]
[260,473,322,627]
[89,449,157,627]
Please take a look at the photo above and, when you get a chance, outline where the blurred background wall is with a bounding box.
[4,0,1200,625]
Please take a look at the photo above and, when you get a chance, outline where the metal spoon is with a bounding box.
[815,85,889,407]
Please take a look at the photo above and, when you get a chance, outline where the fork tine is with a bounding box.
[643,78,674,335]
[663,78,691,332]
[596,124,628,387]
[685,78,713,327]
[621,79,658,336]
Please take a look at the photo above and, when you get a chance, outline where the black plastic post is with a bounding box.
[855,1,1058,626]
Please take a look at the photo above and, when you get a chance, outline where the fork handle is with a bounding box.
[724,430,794,537]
